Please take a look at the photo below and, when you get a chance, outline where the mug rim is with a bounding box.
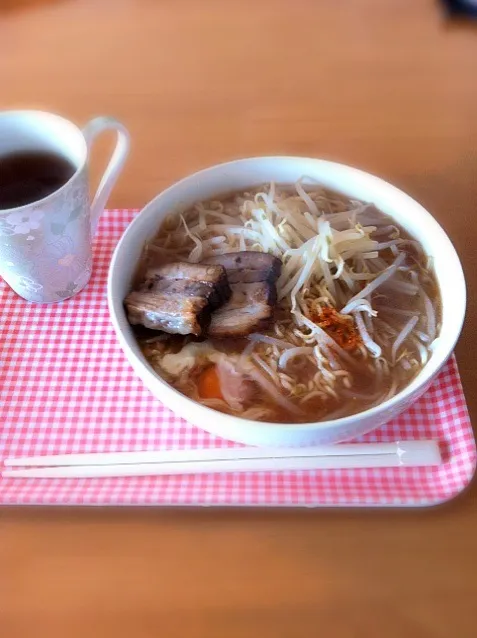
[0,109,87,214]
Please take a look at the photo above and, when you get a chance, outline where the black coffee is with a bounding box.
[0,151,76,209]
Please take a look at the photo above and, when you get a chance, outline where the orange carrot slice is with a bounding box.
[198,365,223,400]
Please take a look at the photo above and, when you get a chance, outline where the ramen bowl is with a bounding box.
[108,157,466,447]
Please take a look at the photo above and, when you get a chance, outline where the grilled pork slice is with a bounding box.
[142,262,230,308]
[140,276,224,310]
[203,253,281,338]
[204,252,281,284]
[125,261,231,336]
[208,282,276,338]
[150,262,229,287]
[125,290,211,336]
[224,281,277,309]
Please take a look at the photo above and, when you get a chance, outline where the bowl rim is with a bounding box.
[108,155,467,432]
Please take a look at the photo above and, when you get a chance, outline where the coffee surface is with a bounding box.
[0,151,76,210]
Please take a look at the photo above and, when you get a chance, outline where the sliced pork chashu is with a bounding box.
[125,290,212,335]
[148,261,228,285]
[204,252,282,339]
[203,251,282,284]
[140,274,224,311]
[124,261,231,336]
[208,281,277,339]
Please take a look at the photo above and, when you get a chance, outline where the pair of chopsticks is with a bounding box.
[1,441,441,478]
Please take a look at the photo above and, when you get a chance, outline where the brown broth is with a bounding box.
[133,185,441,423]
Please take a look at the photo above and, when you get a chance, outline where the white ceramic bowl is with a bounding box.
[108,157,466,447]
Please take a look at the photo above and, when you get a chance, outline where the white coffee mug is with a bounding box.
[0,110,129,302]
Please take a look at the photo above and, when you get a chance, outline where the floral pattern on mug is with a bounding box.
[4,209,44,235]
[0,218,17,237]
[16,276,44,294]
[1,240,35,267]
[31,235,91,293]
[54,263,93,299]
[0,240,38,295]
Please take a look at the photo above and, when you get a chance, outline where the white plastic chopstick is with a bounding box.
[2,441,441,478]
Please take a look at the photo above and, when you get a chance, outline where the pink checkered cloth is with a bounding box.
[0,210,475,507]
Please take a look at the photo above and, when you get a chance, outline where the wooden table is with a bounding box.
[1,1,476,636]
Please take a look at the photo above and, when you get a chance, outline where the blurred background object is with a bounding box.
[441,0,477,17]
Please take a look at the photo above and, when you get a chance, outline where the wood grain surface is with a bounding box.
[1,1,476,636]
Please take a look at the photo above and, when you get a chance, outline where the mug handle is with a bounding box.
[82,116,130,236]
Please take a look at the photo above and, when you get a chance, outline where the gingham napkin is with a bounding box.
[0,210,475,507]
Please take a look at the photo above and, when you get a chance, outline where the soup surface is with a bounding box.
[128,183,441,423]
